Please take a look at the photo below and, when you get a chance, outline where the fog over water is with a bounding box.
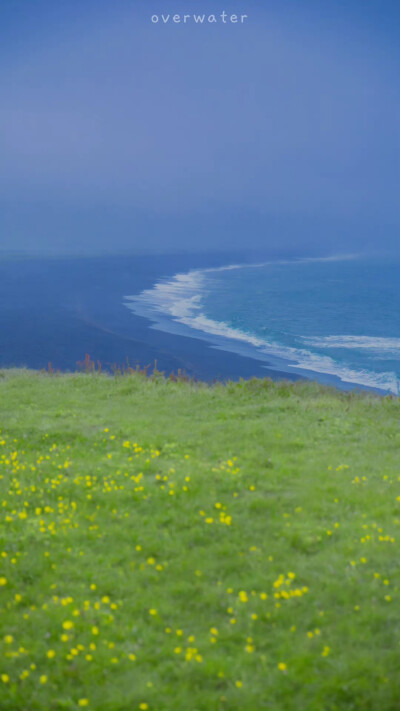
[0,0,399,256]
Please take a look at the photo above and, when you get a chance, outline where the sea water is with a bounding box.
[124,256,400,394]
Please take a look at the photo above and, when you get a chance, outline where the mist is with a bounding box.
[1,0,399,256]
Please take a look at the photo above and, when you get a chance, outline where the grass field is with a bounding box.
[0,368,399,710]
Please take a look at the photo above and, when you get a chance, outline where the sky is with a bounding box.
[0,0,399,256]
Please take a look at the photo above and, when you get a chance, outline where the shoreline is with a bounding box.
[0,251,302,384]
[124,257,390,396]
[0,252,392,395]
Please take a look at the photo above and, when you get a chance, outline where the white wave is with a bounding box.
[285,352,398,394]
[302,335,400,357]
[124,258,399,394]
[125,268,267,348]
[196,252,360,275]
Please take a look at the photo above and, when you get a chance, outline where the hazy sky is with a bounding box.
[0,0,399,255]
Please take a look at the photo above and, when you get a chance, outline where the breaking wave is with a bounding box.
[124,259,399,394]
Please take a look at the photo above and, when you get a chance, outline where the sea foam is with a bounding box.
[124,259,399,394]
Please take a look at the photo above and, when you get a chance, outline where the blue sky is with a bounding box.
[0,0,399,255]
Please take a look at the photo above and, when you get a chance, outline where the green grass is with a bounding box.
[0,369,400,711]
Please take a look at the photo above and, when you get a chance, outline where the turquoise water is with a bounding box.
[125,256,400,393]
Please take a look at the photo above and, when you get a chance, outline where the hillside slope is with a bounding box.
[0,370,399,711]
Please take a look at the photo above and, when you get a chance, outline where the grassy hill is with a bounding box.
[0,369,399,710]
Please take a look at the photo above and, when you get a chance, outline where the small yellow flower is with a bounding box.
[78,701,89,707]
[4,635,13,644]
[0,577,7,586]
[322,646,331,657]
[91,627,99,635]
[47,650,56,659]
[62,620,74,630]
[149,609,157,616]
[139,704,148,710]
[235,680,243,688]
[278,662,287,671]
[129,653,136,661]
[1,674,10,683]
[40,675,48,684]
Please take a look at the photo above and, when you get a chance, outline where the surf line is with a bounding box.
[151,12,248,24]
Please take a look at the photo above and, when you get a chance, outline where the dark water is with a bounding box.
[0,253,297,382]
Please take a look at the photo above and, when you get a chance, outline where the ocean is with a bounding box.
[125,255,400,394]
[0,253,285,383]
[1,253,398,393]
